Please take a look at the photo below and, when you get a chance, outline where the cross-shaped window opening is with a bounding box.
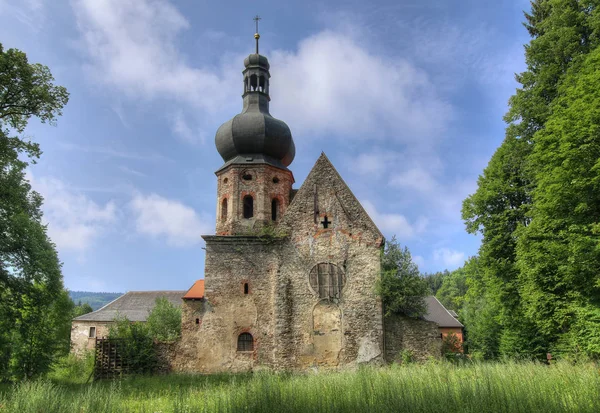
[321,216,331,229]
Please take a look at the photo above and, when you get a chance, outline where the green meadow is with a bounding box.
[1,362,599,413]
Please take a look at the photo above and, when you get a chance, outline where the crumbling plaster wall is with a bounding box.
[70,321,110,355]
[172,237,281,373]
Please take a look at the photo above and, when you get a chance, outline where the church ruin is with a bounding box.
[71,29,463,371]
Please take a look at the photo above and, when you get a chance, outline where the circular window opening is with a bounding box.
[223,177,228,184]
[242,173,252,181]
[272,177,280,184]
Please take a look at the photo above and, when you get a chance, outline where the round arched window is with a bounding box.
[237,332,254,351]
[309,263,346,300]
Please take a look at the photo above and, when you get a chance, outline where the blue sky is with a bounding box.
[0,0,530,292]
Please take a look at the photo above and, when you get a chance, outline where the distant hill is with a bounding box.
[69,291,123,310]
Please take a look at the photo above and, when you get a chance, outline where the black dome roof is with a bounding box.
[214,53,295,170]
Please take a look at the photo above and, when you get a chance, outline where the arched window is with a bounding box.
[243,195,254,219]
[250,74,258,91]
[237,332,254,351]
[259,75,266,92]
[271,199,279,221]
[309,263,346,300]
[221,198,228,222]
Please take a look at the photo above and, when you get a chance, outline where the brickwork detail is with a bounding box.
[216,164,294,235]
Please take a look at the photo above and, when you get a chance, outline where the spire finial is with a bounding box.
[253,15,261,54]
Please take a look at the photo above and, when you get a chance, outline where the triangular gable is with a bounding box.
[281,152,384,244]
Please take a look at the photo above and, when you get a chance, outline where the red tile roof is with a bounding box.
[183,280,205,299]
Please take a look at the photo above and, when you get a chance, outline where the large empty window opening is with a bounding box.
[243,195,254,218]
[309,263,346,300]
[89,326,96,338]
[271,199,279,221]
[237,332,254,351]
[221,198,228,222]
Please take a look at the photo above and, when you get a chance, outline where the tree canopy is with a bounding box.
[458,0,600,360]
[0,42,70,380]
[377,237,429,318]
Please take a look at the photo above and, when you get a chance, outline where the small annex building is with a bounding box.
[71,291,185,354]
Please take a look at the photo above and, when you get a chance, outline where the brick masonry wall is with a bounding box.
[215,164,294,235]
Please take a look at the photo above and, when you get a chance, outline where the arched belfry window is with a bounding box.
[259,75,266,92]
[271,199,279,221]
[237,332,254,351]
[243,195,254,219]
[221,198,228,222]
[250,74,258,91]
[309,263,346,300]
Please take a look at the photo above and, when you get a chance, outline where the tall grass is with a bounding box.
[1,361,598,412]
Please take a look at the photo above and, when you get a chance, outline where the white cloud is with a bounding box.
[71,0,239,113]
[29,173,117,251]
[362,200,427,240]
[271,31,452,142]
[0,0,45,30]
[118,166,146,178]
[169,111,205,144]
[390,167,438,194]
[433,248,465,269]
[129,193,211,247]
[71,0,451,144]
[413,255,425,270]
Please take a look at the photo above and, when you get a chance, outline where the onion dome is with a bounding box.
[215,33,295,171]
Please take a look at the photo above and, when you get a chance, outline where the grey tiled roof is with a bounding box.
[423,296,464,328]
[73,291,186,322]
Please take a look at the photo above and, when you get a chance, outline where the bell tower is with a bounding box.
[214,19,295,235]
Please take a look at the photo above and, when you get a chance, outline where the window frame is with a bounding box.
[89,326,96,338]
[237,332,254,352]
[309,263,346,300]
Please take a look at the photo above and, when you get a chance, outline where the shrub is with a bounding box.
[146,297,181,343]
[46,351,94,384]
[108,315,157,374]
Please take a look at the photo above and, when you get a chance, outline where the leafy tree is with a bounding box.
[422,271,449,295]
[377,237,429,318]
[146,297,181,343]
[73,301,94,318]
[517,45,600,358]
[436,266,469,312]
[461,0,600,359]
[0,43,70,380]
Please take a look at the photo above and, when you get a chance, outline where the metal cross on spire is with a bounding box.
[253,15,261,54]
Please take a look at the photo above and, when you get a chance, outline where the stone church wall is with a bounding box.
[275,154,386,369]
[384,315,442,362]
[172,237,282,373]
